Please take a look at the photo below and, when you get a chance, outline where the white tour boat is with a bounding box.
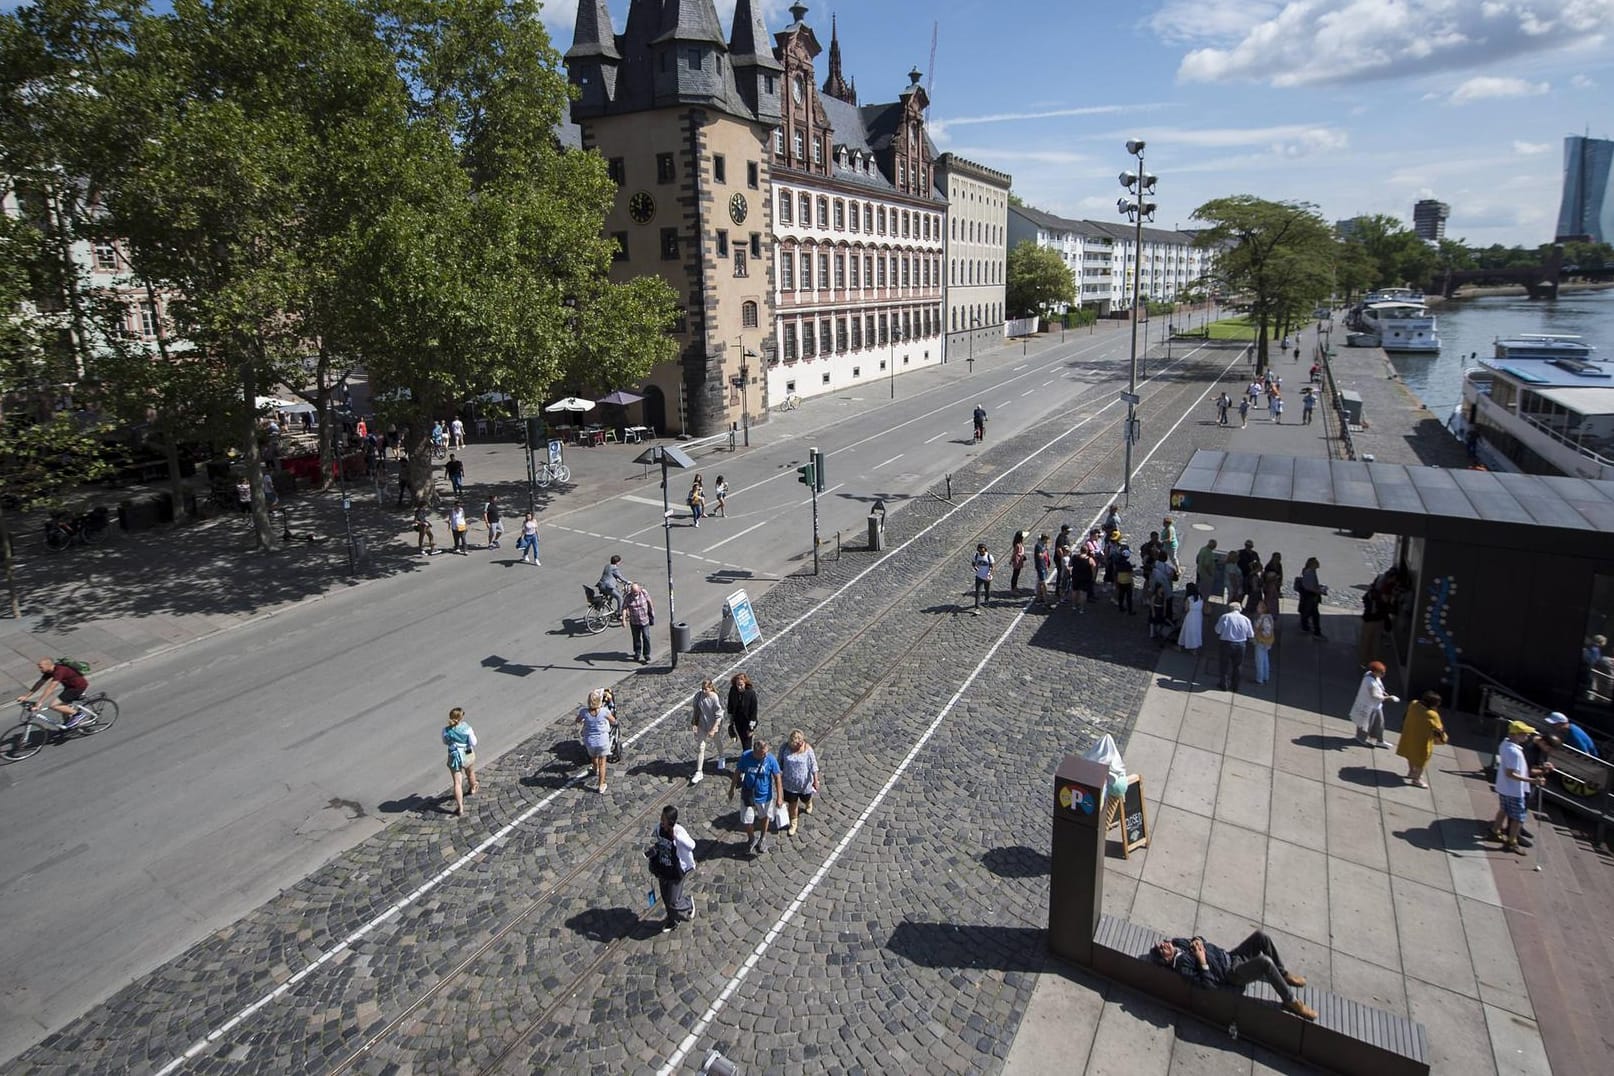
[1450,334,1614,480]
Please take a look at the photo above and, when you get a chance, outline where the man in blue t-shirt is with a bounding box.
[1544,712,1598,757]
[730,736,782,855]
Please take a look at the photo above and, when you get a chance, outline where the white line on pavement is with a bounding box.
[701,518,773,553]
[621,494,669,509]
[1042,380,1055,387]
[923,431,949,444]
[1020,389,1036,397]
[872,453,904,470]
[150,343,1230,1076]
[1014,364,1028,371]
[656,342,1236,1074]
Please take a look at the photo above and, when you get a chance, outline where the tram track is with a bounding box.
[314,351,1234,1076]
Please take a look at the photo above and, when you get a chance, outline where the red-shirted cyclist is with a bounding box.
[16,658,92,728]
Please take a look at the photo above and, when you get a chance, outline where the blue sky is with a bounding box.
[543,0,1614,247]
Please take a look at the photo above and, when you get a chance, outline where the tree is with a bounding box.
[1342,214,1438,291]
[1006,240,1075,319]
[1191,196,1334,374]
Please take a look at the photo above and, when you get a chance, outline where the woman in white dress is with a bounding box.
[1177,583,1205,652]
[1349,661,1398,746]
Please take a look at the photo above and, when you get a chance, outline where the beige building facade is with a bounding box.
[937,153,1011,367]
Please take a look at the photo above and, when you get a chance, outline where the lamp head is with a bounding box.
[1126,139,1146,156]
[1119,170,1138,189]
[1140,172,1158,193]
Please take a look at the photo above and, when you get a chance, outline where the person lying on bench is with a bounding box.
[1151,930,1317,1020]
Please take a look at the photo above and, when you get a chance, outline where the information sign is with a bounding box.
[725,589,762,649]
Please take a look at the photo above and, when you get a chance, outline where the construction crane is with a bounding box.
[925,21,937,114]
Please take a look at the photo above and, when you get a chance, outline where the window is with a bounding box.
[902,211,910,238]
[784,323,798,360]
[93,242,117,270]
[774,129,785,156]
[781,249,795,289]
[865,255,874,287]
[822,372,831,385]
[139,301,159,337]
[607,158,625,186]
[747,161,759,188]
[750,233,761,258]
[852,317,862,349]
[877,256,886,287]
[800,252,813,289]
[820,319,832,353]
[687,47,702,70]
[834,200,845,230]
[657,153,675,183]
[792,130,804,159]
[813,138,823,166]
[799,192,811,223]
[877,207,886,234]
[834,255,845,289]
[717,230,729,257]
[612,231,629,261]
[733,247,747,276]
[817,197,828,229]
[803,320,816,357]
[864,205,873,231]
[849,256,859,289]
[903,310,913,339]
[836,317,847,353]
[852,365,860,378]
[902,256,910,288]
[848,201,859,232]
[865,314,875,343]
[660,227,679,259]
[742,300,759,328]
[879,312,889,345]
[817,252,829,289]
[713,155,726,183]
[778,189,792,223]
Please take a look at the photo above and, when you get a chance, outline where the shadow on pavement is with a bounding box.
[1292,733,1357,752]
[884,922,1045,973]
[979,845,1052,879]
[564,906,639,943]
[1335,764,1401,788]
[378,793,455,817]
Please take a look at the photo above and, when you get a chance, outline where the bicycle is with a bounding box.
[580,584,622,634]
[431,441,448,460]
[774,394,802,412]
[1,694,120,762]
[536,460,572,486]
[43,508,109,552]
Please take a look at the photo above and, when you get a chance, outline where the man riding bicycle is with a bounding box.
[598,554,630,622]
[16,658,91,728]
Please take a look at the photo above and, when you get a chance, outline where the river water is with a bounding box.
[1386,286,1614,415]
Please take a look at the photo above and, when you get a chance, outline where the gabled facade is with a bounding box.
[765,4,947,404]
[565,0,781,436]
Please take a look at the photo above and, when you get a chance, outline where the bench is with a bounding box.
[1091,915,1429,1076]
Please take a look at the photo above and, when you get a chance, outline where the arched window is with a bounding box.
[742,300,759,328]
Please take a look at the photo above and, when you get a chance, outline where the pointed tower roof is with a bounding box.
[822,13,855,104]
[729,0,783,71]
[653,0,728,46]
[564,0,620,61]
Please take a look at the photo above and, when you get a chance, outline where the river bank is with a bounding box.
[1425,280,1614,305]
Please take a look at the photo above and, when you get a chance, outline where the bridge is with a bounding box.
[1428,244,1561,299]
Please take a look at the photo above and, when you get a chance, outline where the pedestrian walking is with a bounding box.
[1177,583,1205,652]
[1262,553,1284,616]
[448,501,470,553]
[442,707,479,817]
[1490,721,1545,855]
[687,475,705,527]
[1033,533,1053,607]
[1395,691,1447,787]
[1114,544,1136,614]
[1253,600,1276,684]
[575,689,618,793]
[516,511,539,564]
[1162,517,1180,568]
[445,453,465,494]
[483,494,503,550]
[1009,531,1027,595]
[689,678,725,783]
[1297,556,1328,638]
[395,461,412,508]
[1069,547,1095,613]
[1102,504,1123,538]
[414,498,437,555]
[730,735,782,855]
[451,416,465,448]
[1349,662,1397,746]
[1274,396,1285,423]
[1302,389,1315,425]
[1215,602,1254,692]
[624,581,655,664]
[727,672,759,754]
[646,805,696,931]
[1238,396,1250,427]
[1216,392,1230,427]
[780,729,820,835]
[972,543,995,611]
[713,475,728,517]
[1053,525,1073,597]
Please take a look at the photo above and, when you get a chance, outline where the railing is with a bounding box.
[1316,340,1357,461]
[1472,390,1614,478]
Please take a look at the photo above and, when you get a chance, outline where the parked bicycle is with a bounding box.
[1,694,120,762]
[43,507,109,552]
[536,459,572,486]
[774,394,802,412]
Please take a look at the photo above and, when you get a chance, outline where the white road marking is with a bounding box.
[621,494,670,509]
[923,431,949,444]
[872,453,904,470]
[150,342,1230,1076]
[1020,389,1036,397]
[701,518,773,552]
[1014,364,1028,371]
[996,400,1010,409]
[657,340,1233,1074]
[1043,380,1055,387]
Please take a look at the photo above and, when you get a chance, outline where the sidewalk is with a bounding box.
[1002,326,1556,1074]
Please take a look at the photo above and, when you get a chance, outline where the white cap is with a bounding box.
[1544,712,1568,725]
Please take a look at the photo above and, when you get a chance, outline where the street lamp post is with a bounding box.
[1118,140,1158,507]
[735,339,758,446]
[968,314,979,373]
[634,443,696,667]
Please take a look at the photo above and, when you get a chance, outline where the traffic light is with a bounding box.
[811,447,825,492]
[797,462,815,487]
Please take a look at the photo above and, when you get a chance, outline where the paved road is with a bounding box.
[0,324,1165,1063]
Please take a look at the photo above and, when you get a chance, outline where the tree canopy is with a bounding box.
[1006,240,1075,318]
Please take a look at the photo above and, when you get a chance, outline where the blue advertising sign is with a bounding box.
[547,439,564,464]
[726,589,761,648]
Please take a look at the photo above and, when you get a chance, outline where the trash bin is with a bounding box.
[671,621,692,654]
[867,512,885,551]
[1339,389,1363,426]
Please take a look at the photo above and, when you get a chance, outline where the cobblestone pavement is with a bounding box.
[14,343,1259,1075]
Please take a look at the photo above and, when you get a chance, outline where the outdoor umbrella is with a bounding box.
[598,390,643,406]
[544,397,596,413]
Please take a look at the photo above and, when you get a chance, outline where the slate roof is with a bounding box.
[1011,203,1196,245]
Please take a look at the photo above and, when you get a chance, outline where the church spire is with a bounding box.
[822,13,856,105]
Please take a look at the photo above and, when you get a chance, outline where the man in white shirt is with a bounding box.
[1491,721,1544,856]
[648,805,697,930]
[972,543,995,613]
[1214,604,1255,693]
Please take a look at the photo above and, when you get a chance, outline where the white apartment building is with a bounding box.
[937,153,1011,363]
[1006,204,1209,315]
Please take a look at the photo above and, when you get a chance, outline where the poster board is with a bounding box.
[1104,774,1151,857]
[724,589,762,649]
[547,439,564,464]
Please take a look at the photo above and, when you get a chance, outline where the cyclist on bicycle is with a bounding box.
[973,404,987,442]
[16,658,90,728]
[598,555,630,622]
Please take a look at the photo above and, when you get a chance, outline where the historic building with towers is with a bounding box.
[564,0,782,436]
[564,1,950,427]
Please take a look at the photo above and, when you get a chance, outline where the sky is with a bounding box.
[542,0,1614,248]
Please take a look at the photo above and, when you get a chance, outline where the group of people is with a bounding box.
[413,495,538,563]
[1214,380,1316,428]
[1488,712,1601,855]
[685,474,729,527]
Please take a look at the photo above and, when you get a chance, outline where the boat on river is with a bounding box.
[1450,334,1614,479]
[1349,289,1441,352]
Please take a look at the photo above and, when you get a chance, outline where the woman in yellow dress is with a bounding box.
[1395,690,1447,788]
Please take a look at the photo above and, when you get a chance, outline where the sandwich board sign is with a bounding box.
[724,589,762,650]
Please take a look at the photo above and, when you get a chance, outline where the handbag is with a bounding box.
[460,748,476,768]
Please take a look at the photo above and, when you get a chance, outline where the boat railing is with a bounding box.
[1473,390,1614,474]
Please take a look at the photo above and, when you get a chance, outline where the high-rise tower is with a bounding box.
[1555,134,1614,244]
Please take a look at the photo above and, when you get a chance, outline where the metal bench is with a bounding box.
[1091,914,1430,1076]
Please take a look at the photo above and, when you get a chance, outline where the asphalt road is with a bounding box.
[0,325,1155,1062]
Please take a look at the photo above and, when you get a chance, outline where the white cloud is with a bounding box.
[1513,140,1552,154]
[941,147,1089,165]
[1571,73,1599,88]
[1173,0,1614,87]
[936,104,1160,128]
[1448,75,1549,102]
[1107,124,1349,157]
[1147,0,1284,44]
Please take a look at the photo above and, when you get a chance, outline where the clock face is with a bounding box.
[628,191,655,224]
[729,192,748,225]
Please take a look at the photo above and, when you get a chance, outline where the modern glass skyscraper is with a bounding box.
[1555,135,1614,243]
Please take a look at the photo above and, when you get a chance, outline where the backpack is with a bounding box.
[645,833,685,881]
[1293,575,1305,596]
[57,657,91,675]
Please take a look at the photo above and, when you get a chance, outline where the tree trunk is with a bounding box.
[313,345,335,491]
[404,412,434,508]
[142,281,189,519]
[0,506,20,620]
[1255,318,1269,378]
[239,360,277,550]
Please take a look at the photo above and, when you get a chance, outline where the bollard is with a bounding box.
[945,473,952,500]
